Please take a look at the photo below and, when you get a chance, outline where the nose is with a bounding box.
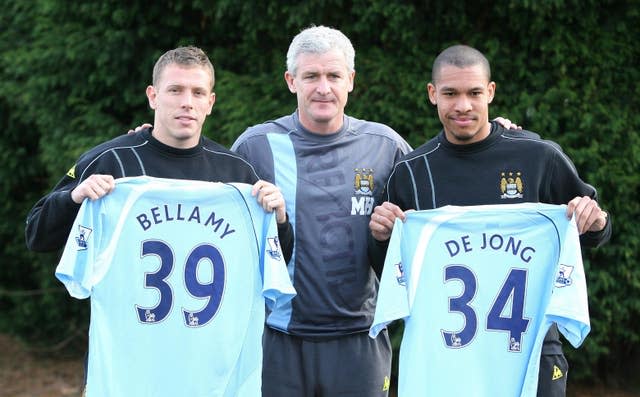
[316,76,331,95]
[181,92,194,108]
[454,95,472,112]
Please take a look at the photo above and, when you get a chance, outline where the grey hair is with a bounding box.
[152,46,215,89]
[431,44,491,84]
[286,25,355,76]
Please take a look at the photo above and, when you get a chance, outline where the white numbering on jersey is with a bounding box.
[441,265,530,352]
[135,240,225,327]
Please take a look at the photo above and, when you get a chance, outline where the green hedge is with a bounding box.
[1,0,638,389]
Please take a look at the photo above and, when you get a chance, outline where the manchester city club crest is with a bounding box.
[500,171,524,199]
[351,168,376,215]
[354,168,374,196]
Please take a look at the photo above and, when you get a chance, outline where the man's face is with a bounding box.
[285,49,355,135]
[146,64,215,148]
[428,64,495,145]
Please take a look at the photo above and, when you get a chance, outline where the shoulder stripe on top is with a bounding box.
[78,141,149,182]
[128,147,146,175]
[202,147,260,179]
[501,134,579,173]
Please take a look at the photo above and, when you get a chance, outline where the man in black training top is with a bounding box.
[25,46,293,260]
[369,44,611,397]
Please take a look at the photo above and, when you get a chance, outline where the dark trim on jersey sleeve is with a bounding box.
[277,214,294,264]
[367,232,390,279]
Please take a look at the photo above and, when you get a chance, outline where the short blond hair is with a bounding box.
[152,46,215,89]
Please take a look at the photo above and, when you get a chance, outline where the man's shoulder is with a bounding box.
[497,125,564,153]
[493,121,543,141]
[201,136,231,152]
[246,114,295,134]
[399,134,439,162]
[501,126,541,140]
[345,115,411,153]
[79,131,148,160]
[201,137,249,161]
[346,115,400,137]
[200,137,258,180]
[232,114,294,149]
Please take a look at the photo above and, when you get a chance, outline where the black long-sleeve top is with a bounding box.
[25,128,293,261]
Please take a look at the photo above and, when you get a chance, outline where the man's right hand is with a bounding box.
[70,174,116,203]
[251,180,287,225]
[369,201,407,242]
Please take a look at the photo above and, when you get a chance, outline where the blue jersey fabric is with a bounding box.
[370,203,589,397]
[55,176,296,397]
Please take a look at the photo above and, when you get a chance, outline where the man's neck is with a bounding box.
[151,127,201,149]
[297,112,344,136]
[444,121,492,145]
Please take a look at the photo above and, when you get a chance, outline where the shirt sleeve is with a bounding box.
[54,198,105,299]
[258,202,296,311]
[546,216,591,347]
[370,218,410,338]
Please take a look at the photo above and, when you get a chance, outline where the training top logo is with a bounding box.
[75,225,92,250]
[351,168,376,215]
[66,165,76,179]
[267,236,282,261]
[354,168,374,195]
[555,264,574,287]
[500,171,523,199]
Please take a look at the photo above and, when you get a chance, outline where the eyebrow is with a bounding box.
[439,85,485,92]
[165,83,209,91]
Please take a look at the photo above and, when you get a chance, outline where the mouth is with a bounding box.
[312,97,335,104]
[175,115,197,125]
[450,114,476,126]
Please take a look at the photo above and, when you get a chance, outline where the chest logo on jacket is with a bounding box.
[351,168,375,215]
[500,171,524,199]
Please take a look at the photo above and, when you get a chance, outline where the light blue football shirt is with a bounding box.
[370,203,589,397]
[56,176,296,397]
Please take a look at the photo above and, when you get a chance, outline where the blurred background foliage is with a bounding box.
[1,0,638,391]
